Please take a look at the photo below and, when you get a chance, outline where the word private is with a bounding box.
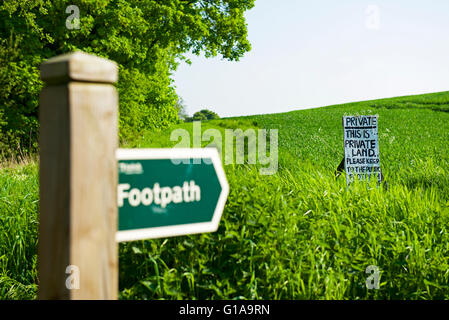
[343,115,382,184]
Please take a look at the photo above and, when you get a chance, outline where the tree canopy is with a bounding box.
[0,0,255,157]
[192,109,220,121]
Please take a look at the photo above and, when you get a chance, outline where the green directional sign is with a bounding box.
[116,148,229,242]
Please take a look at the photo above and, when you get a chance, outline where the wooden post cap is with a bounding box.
[40,51,118,85]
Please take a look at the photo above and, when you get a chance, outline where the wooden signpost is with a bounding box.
[38,51,119,299]
[38,51,229,299]
[342,115,382,185]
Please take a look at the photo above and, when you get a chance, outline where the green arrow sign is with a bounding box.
[116,148,229,242]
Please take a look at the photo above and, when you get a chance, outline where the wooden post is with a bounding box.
[38,51,118,299]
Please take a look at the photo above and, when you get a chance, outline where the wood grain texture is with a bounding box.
[38,85,71,299]
[40,51,118,85]
[38,52,118,300]
[69,83,118,299]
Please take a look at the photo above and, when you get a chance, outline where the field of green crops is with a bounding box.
[1,91,449,299]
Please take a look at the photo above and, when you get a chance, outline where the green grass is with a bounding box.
[0,162,38,299]
[1,91,449,299]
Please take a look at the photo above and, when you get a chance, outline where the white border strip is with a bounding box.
[115,148,229,242]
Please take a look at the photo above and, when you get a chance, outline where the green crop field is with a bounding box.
[1,91,449,300]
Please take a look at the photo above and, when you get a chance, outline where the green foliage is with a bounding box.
[3,91,449,299]
[191,109,220,121]
[0,0,255,156]
[0,162,38,300]
[0,34,41,158]
[117,64,179,142]
[119,91,449,299]
[174,97,189,122]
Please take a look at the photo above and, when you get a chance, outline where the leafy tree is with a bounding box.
[193,109,220,121]
[192,112,207,121]
[0,33,40,158]
[175,97,190,122]
[0,0,255,157]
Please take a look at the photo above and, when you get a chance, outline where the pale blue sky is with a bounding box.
[173,0,449,117]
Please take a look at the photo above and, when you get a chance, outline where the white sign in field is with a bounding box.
[343,115,382,184]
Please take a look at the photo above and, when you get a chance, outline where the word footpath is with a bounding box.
[118,181,201,209]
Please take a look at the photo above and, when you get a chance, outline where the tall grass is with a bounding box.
[1,91,448,299]
[118,158,449,299]
[119,91,449,299]
[0,161,38,299]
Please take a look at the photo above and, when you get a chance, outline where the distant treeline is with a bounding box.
[184,109,220,122]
